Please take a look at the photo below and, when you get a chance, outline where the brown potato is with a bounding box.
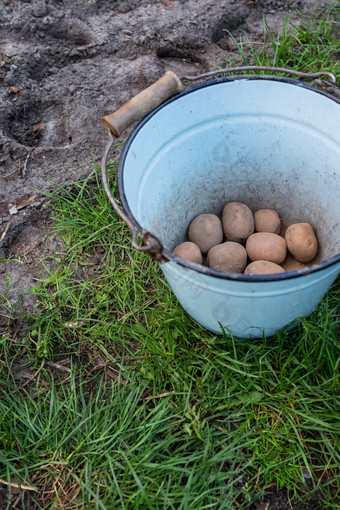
[246,232,287,264]
[173,241,203,265]
[244,260,285,275]
[207,242,247,273]
[222,202,254,243]
[254,209,281,234]
[188,214,223,254]
[281,253,306,272]
[285,223,318,263]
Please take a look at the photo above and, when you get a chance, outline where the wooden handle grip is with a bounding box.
[102,71,183,137]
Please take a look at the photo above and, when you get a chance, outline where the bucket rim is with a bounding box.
[118,75,340,282]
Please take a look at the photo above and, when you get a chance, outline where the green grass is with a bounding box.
[225,3,340,80]
[1,169,339,509]
[1,5,340,510]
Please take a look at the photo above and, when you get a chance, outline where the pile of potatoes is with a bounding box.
[173,202,318,275]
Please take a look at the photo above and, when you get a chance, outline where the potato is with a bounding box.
[285,223,318,263]
[246,232,287,264]
[254,209,281,234]
[222,202,254,243]
[244,260,285,275]
[188,214,223,254]
[207,242,247,273]
[173,241,203,265]
[281,253,306,272]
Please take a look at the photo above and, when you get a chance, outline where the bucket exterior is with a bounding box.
[162,261,339,337]
[118,77,340,337]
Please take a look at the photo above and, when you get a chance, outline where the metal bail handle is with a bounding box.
[181,65,337,83]
[101,137,168,262]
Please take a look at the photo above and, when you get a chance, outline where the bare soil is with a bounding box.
[0,1,334,508]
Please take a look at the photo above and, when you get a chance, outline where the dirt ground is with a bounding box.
[0,0,335,508]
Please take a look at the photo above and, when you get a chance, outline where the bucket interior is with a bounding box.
[119,78,340,266]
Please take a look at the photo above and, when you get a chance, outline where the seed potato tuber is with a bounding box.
[246,232,287,264]
[207,242,247,273]
[244,260,285,275]
[285,223,318,263]
[254,209,281,234]
[173,241,203,265]
[188,214,223,254]
[222,202,254,243]
[281,253,306,272]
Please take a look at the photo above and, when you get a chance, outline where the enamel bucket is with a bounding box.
[102,69,340,338]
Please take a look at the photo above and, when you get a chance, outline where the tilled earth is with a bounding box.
[0,1,335,508]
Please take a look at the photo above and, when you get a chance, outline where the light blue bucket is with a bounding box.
[102,70,340,338]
